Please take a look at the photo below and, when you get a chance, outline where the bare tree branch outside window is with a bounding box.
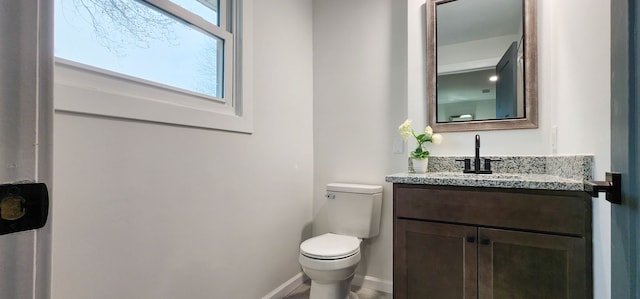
[56,0,223,98]
[63,0,178,54]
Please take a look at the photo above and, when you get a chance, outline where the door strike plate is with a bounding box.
[584,172,622,204]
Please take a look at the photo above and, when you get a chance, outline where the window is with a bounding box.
[54,0,252,132]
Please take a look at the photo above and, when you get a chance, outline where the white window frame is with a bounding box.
[54,0,253,133]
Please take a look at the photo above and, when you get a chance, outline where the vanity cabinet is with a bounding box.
[393,183,592,299]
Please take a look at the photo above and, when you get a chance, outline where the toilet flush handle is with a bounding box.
[325,193,335,199]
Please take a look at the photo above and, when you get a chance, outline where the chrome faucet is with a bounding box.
[457,134,499,174]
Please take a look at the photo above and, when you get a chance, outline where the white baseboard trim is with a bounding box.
[352,275,393,295]
[261,272,393,298]
[261,272,307,299]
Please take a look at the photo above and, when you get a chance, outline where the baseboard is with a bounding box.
[352,275,393,295]
[261,272,393,298]
[261,272,307,299]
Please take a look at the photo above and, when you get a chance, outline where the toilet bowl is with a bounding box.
[299,183,383,299]
[299,233,362,299]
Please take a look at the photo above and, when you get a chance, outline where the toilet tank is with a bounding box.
[326,183,383,238]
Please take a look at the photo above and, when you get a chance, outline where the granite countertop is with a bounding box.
[385,155,594,191]
[385,172,586,191]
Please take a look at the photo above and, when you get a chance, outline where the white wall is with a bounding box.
[312,0,408,283]
[546,2,611,298]
[315,0,611,296]
[51,1,314,298]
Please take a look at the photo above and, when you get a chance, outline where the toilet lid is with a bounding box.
[300,233,361,260]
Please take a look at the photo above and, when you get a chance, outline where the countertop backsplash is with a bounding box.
[427,155,593,181]
[387,155,594,191]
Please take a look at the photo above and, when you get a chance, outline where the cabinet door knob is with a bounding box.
[466,236,475,243]
[480,237,491,245]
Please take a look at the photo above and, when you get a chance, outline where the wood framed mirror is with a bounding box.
[427,0,537,132]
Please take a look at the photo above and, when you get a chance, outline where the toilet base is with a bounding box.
[308,274,358,299]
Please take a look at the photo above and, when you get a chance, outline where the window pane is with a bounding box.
[169,0,219,26]
[55,0,223,98]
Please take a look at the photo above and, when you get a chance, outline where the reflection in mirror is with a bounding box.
[427,0,537,132]
[437,0,523,121]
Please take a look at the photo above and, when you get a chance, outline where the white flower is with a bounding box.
[425,126,433,136]
[431,133,443,145]
[398,119,413,141]
[397,120,442,160]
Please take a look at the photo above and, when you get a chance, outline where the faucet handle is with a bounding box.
[483,158,502,173]
[456,158,472,172]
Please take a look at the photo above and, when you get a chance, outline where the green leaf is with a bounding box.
[411,149,430,159]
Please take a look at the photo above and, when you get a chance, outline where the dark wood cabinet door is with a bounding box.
[477,228,587,299]
[395,219,478,299]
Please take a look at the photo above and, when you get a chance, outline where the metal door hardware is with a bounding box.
[584,172,622,204]
[0,183,49,236]
[1,196,26,220]
[457,135,502,174]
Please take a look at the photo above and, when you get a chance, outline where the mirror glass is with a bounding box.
[427,0,537,132]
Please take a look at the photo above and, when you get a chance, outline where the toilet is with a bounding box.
[299,183,383,299]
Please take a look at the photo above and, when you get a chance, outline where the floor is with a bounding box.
[282,281,391,299]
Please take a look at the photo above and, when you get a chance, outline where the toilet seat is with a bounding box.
[300,233,361,260]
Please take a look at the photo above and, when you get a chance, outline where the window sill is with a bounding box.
[54,58,253,133]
